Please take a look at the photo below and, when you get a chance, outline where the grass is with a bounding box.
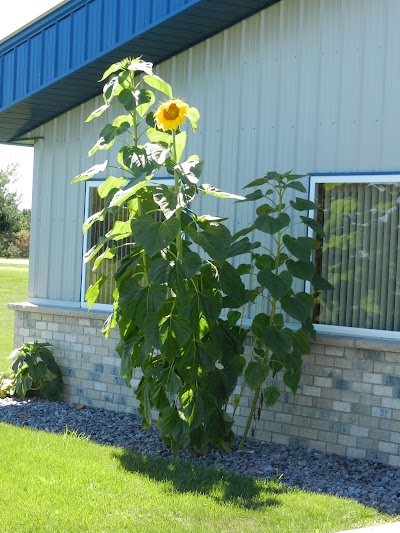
[0,423,396,533]
[0,263,28,371]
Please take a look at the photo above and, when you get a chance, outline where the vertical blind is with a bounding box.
[314,182,400,331]
[85,188,132,305]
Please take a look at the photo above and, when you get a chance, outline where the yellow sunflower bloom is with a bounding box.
[154,99,189,131]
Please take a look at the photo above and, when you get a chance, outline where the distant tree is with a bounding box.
[0,165,30,258]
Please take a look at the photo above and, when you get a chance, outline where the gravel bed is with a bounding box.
[1,397,400,515]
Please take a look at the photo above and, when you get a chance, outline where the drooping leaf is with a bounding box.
[72,161,108,183]
[85,275,107,309]
[93,247,117,270]
[290,198,318,211]
[185,106,200,132]
[85,103,110,123]
[255,213,290,234]
[283,370,301,393]
[245,361,269,390]
[311,273,334,290]
[174,131,187,163]
[257,269,292,299]
[285,181,307,193]
[185,224,231,261]
[200,184,245,201]
[262,326,293,357]
[242,189,264,202]
[174,157,204,185]
[283,235,319,262]
[98,176,127,198]
[218,262,246,306]
[264,386,281,407]
[109,176,152,207]
[243,177,269,188]
[300,216,325,236]
[280,292,314,322]
[286,259,315,281]
[146,127,173,145]
[143,74,172,97]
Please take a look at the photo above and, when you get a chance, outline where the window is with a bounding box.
[81,179,171,309]
[309,174,400,338]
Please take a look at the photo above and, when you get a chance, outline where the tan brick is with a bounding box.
[332,400,351,413]
[382,397,400,410]
[302,385,321,397]
[372,385,393,397]
[388,455,400,467]
[338,434,358,447]
[324,346,345,357]
[347,447,367,460]
[318,430,338,443]
[362,372,383,385]
[327,443,347,456]
[378,442,398,454]
[314,377,333,388]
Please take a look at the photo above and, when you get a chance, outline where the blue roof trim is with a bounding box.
[0,0,280,143]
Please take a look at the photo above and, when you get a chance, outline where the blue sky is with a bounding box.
[0,0,65,209]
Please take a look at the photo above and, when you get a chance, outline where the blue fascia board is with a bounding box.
[0,0,280,142]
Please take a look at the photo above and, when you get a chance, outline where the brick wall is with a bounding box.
[9,302,400,466]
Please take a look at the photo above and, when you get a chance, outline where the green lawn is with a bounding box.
[0,264,28,371]
[0,423,395,533]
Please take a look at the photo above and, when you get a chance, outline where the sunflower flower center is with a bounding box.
[164,103,180,120]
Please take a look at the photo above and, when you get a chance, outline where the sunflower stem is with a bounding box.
[172,130,183,260]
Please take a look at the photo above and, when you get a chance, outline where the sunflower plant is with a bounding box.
[73,57,329,452]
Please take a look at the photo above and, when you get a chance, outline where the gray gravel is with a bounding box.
[1,397,400,515]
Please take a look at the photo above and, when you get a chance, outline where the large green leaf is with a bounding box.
[131,215,180,257]
[283,370,301,393]
[174,131,187,163]
[264,386,281,407]
[280,292,314,322]
[85,275,108,309]
[146,127,173,145]
[118,143,168,179]
[243,177,269,188]
[136,379,153,428]
[186,106,200,132]
[218,262,245,306]
[311,272,334,290]
[251,313,269,337]
[286,259,315,280]
[174,158,204,185]
[200,184,245,201]
[245,361,269,391]
[283,235,319,262]
[143,74,172,97]
[176,252,202,279]
[109,176,151,207]
[98,176,127,198]
[185,224,231,261]
[262,326,293,357]
[255,213,290,234]
[72,161,108,183]
[257,269,292,299]
[85,103,110,123]
[300,216,325,236]
[289,198,318,211]
[149,257,170,284]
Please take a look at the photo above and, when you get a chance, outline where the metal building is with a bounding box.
[3,0,400,464]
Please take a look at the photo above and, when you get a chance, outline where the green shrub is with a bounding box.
[0,342,64,400]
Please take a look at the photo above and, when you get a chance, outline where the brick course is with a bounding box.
[9,302,400,465]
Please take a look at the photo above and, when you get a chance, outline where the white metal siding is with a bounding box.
[28,0,400,302]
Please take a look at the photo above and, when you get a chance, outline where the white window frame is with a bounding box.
[81,177,173,311]
[308,173,400,340]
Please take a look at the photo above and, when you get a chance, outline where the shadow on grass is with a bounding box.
[114,448,286,510]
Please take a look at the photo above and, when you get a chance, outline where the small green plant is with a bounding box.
[0,342,64,400]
